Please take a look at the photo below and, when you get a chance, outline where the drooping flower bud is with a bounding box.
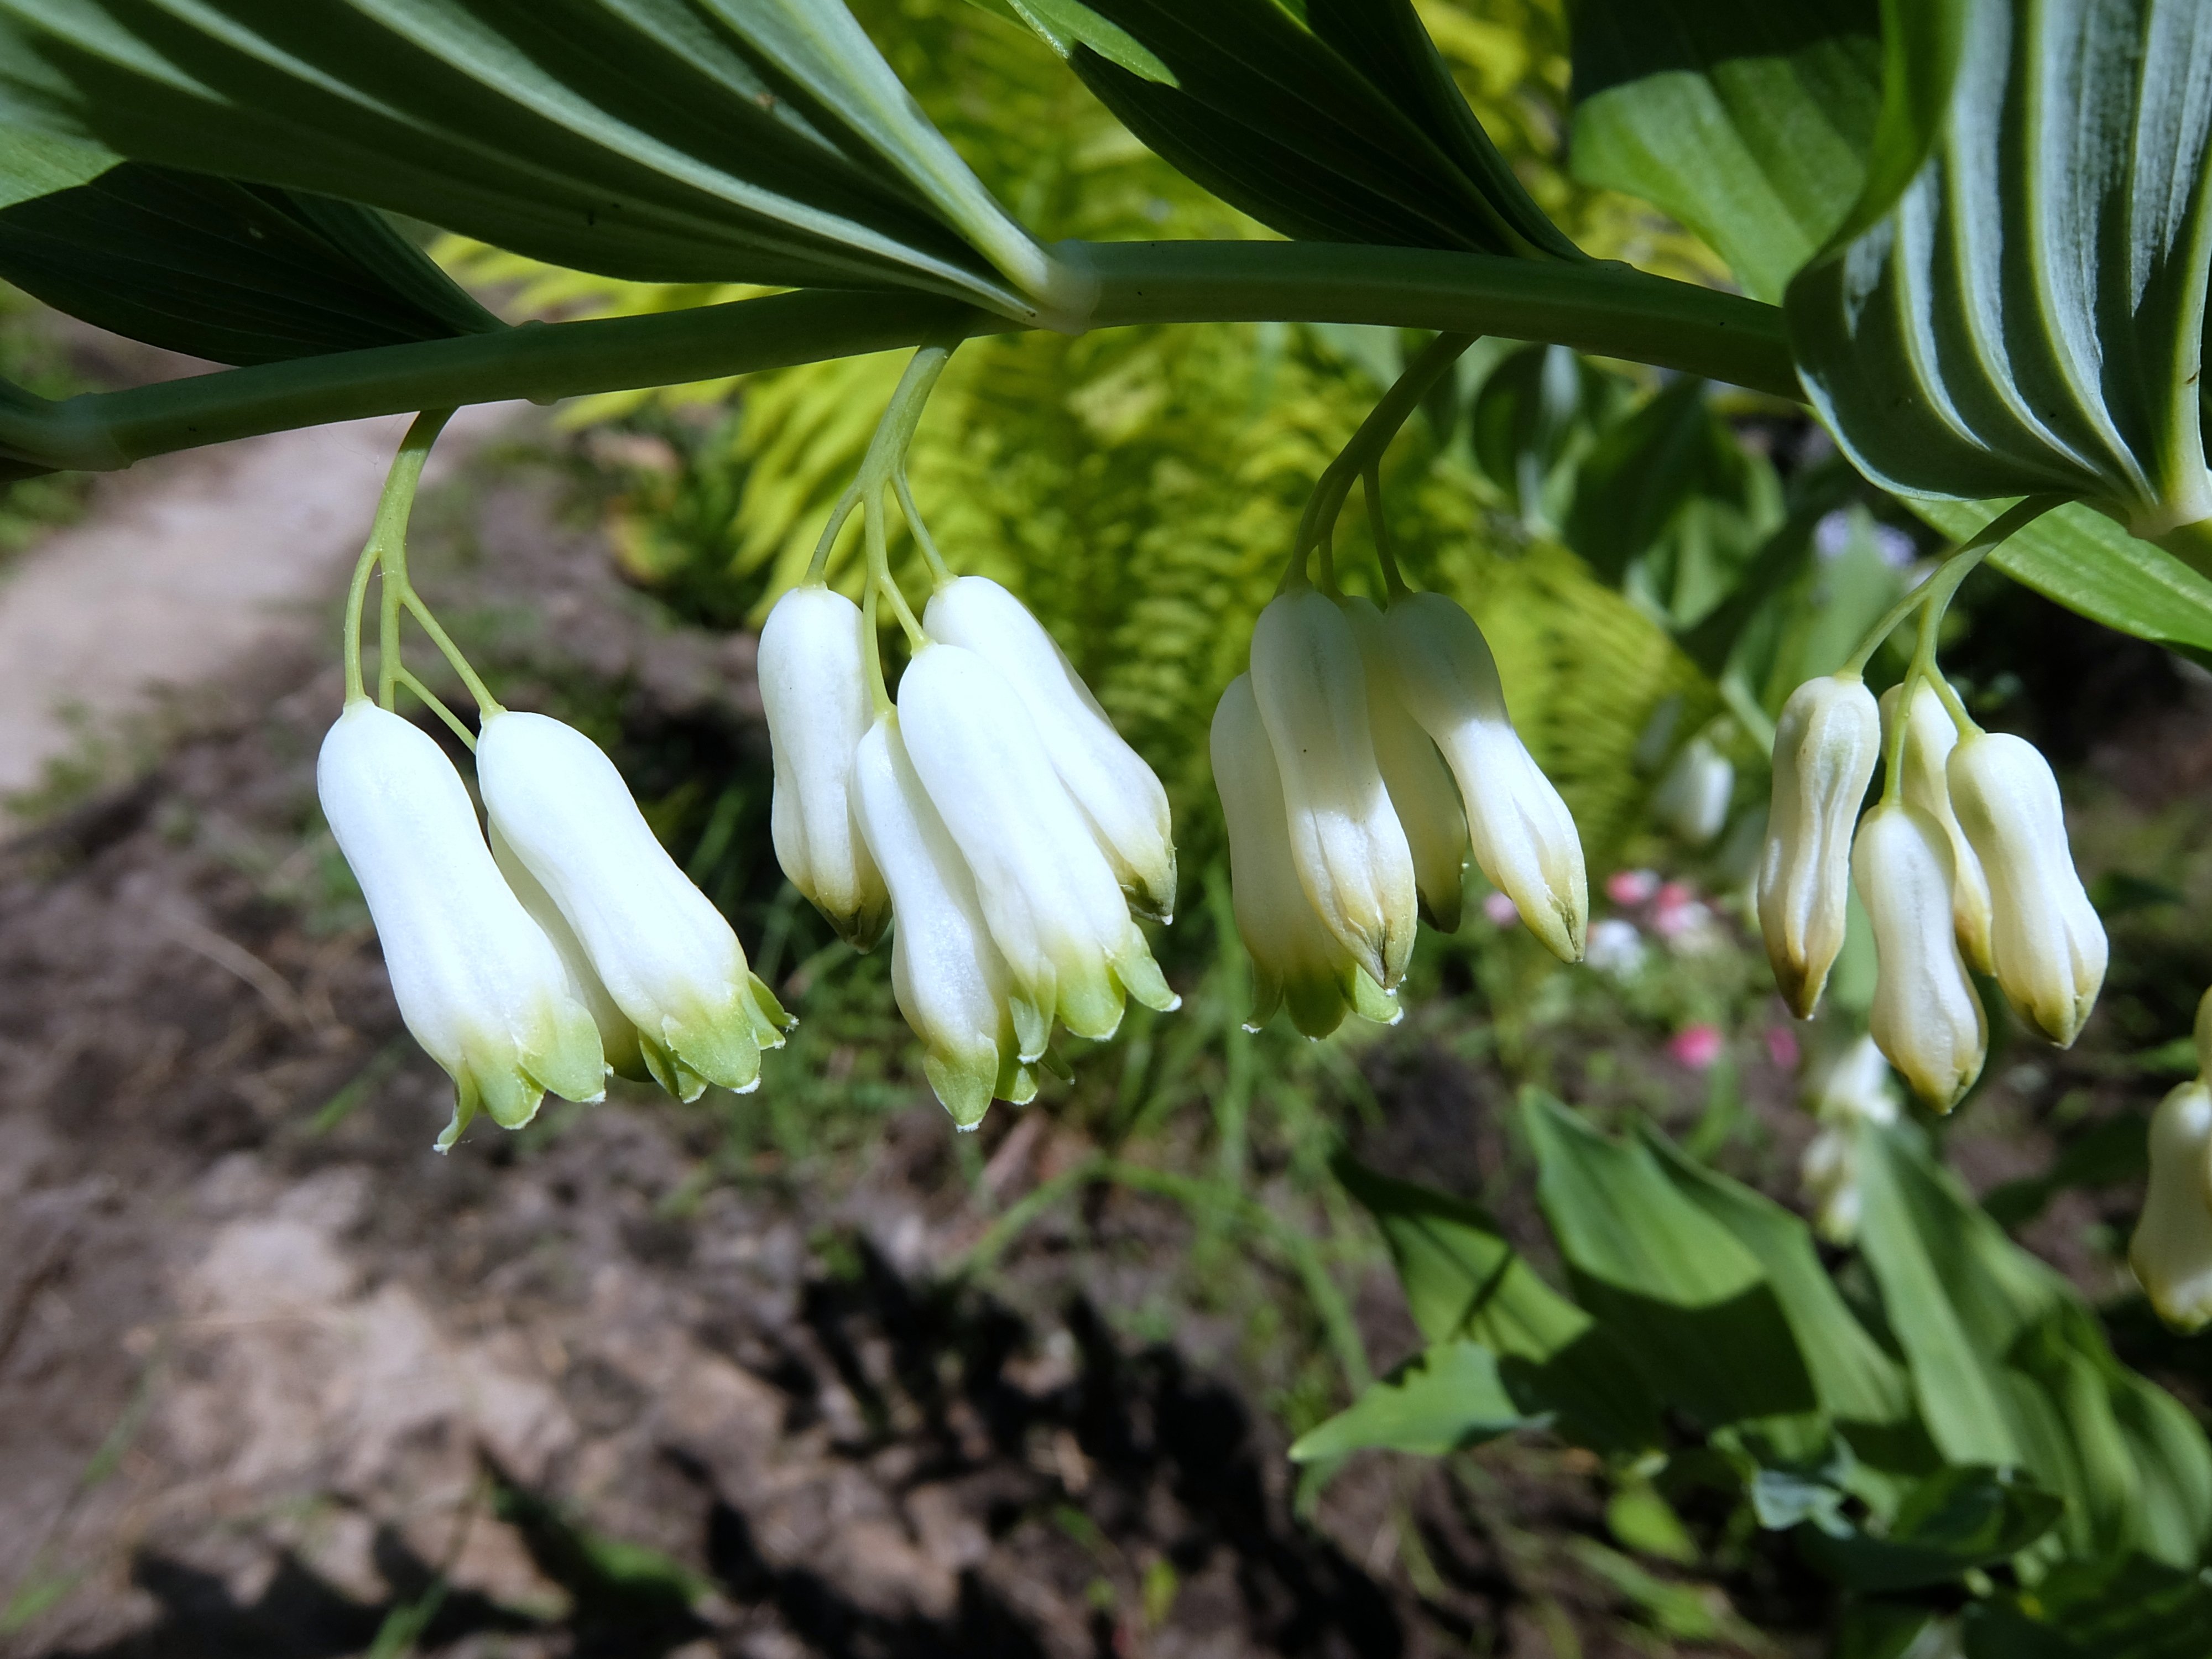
[1212,675,1400,1039]
[898,641,1177,1055]
[759,584,890,950]
[317,701,604,1150]
[1879,681,1992,973]
[849,712,1034,1128]
[1947,731,2106,1048]
[489,820,647,1084]
[1341,596,1467,932]
[1652,735,1734,847]
[924,575,1177,921]
[2130,1078,2212,1332]
[1248,588,1417,988]
[1759,674,1880,1016]
[1852,801,1986,1110]
[1378,591,1586,963]
[477,711,791,1103]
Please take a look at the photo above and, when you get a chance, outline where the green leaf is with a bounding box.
[1331,1154,1659,1452]
[1568,0,1884,302]
[1786,0,2212,550]
[962,0,1174,84]
[1912,497,2212,656]
[0,123,113,209]
[1065,0,1583,258]
[1521,1092,1822,1437]
[1799,1464,2064,1592]
[0,0,1049,315]
[1288,1339,1531,1460]
[1468,342,1630,532]
[1965,1552,2212,1659]
[0,164,502,366]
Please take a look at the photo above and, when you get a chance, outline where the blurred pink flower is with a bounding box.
[1606,868,1660,906]
[1668,1024,1725,1070]
[1765,1026,1801,1070]
[1483,890,1522,927]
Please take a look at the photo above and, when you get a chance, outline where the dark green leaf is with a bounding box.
[1067,0,1581,257]
[0,164,502,366]
[0,0,1047,314]
[1788,1,2212,555]
[1569,0,1884,302]
[1288,1340,1531,1460]
[1964,1552,2212,1659]
[1799,1465,2063,1591]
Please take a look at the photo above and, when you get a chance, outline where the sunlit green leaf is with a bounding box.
[961,0,1174,84]
[0,123,112,210]
[1288,1339,1531,1460]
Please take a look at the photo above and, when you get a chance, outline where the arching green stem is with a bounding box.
[343,408,452,708]
[804,342,958,587]
[1843,497,2060,677]
[394,666,479,750]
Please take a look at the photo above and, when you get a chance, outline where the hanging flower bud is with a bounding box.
[1879,681,1993,974]
[1247,589,1417,988]
[477,711,791,1103]
[924,575,1177,921]
[759,584,890,950]
[317,701,604,1150]
[898,641,1177,1055]
[1947,731,2107,1048]
[1341,596,1467,932]
[1652,735,1734,847]
[1759,674,1880,1016]
[2130,1078,2212,1332]
[1852,802,1986,1110]
[490,821,647,1084]
[1212,675,1400,1039]
[1378,591,1586,963]
[849,713,1034,1128]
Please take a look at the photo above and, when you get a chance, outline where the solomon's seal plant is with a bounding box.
[14,0,2212,1643]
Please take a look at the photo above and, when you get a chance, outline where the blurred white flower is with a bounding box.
[1759,673,1880,1017]
[898,641,1176,1056]
[1948,731,2107,1047]
[1653,736,1733,846]
[760,583,890,950]
[1853,801,1986,1110]
[925,575,1177,920]
[1585,917,1645,976]
[2131,1079,2212,1332]
[477,711,790,1103]
[1248,588,1417,989]
[317,701,604,1150]
[1380,591,1587,963]
[1211,675,1399,1039]
[1797,1033,1900,1244]
[849,712,1034,1128]
[1342,595,1467,932]
[1879,681,1992,973]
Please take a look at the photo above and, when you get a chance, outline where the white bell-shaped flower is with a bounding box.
[1378,591,1586,963]
[1947,730,2107,1047]
[1852,801,1987,1110]
[924,575,1177,921]
[317,701,604,1150]
[760,583,890,950]
[2131,1078,2212,1332]
[489,821,647,1084]
[1759,674,1880,1016]
[1212,675,1400,1039]
[1878,681,1992,973]
[476,711,790,1103]
[1246,589,1416,988]
[1342,596,1467,932]
[1652,735,1734,847]
[897,641,1177,1055]
[850,713,1035,1127]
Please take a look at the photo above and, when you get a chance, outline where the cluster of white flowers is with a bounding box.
[1757,671,2106,1109]
[319,701,791,1149]
[1212,585,1587,1037]
[2132,988,2212,1330]
[760,575,1178,1129]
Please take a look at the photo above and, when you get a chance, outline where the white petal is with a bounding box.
[760,585,889,949]
[925,576,1177,919]
[490,819,646,1083]
[2131,1081,2212,1332]
[1879,681,1992,972]
[1340,596,1467,932]
[1853,801,1986,1110]
[1759,674,1880,1015]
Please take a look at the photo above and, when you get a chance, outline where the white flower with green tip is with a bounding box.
[316,700,604,1151]
[1853,801,1986,1112]
[490,819,647,1084]
[1340,596,1467,932]
[1879,680,1992,974]
[476,710,790,1103]
[1759,672,1880,1016]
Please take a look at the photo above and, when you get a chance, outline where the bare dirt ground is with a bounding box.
[0,440,1701,1659]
